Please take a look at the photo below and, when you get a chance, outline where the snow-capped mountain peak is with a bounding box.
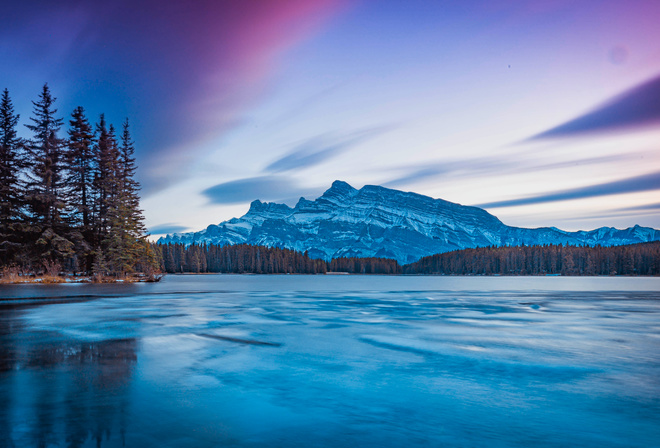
[158,181,660,264]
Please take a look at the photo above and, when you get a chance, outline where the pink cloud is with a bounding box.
[0,0,350,193]
[124,0,350,192]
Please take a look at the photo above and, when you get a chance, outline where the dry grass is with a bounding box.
[0,272,66,284]
[0,264,67,284]
[0,267,163,284]
[92,274,117,283]
[0,266,22,284]
[38,275,66,284]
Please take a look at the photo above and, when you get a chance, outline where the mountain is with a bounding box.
[158,180,660,264]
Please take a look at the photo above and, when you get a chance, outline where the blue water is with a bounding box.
[1,275,659,447]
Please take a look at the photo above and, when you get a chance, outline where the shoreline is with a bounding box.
[1,272,658,285]
[0,274,163,285]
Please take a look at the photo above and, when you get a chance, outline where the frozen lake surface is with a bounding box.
[1,275,659,447]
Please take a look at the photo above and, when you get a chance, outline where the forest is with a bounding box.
[160,243,401,275]
[0,85,160,281]
[158,241,660,276]
[160,243,327,274]
[403,241,660,276]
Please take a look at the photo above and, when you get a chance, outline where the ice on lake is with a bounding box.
[1,275,659,447]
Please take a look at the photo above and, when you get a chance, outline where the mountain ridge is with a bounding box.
[158,180,660,264]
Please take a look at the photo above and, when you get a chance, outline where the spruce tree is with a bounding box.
[103,123,129,274]
[66,106,96,271]
[66,106,95,232]
[24,84,74,266]
[93,115,118,242]
[115,120,149,273]
[93,118,119,274]
[0,89,23,265]
[90,116,158,277]
[0,84,159,278]
[103,120,154,276]
[119,119,146,237]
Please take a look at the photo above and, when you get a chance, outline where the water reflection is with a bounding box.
[1,275,659,447]
[0,308,136,447]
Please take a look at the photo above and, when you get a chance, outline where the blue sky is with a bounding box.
[2,0,659,235]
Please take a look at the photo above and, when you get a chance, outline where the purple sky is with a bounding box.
[2,0,659,235]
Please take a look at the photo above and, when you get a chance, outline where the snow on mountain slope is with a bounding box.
[158,180,660,264]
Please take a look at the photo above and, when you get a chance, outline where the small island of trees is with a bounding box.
[0,84,160,282]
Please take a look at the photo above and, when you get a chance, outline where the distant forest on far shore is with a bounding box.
[159,241,660,276]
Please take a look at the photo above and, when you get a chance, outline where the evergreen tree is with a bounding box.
[98,123,125,274]
[118,119,147,238]
[23,84,74,266]
[96,118,156,276]
[0,89,23,265]
[66,106,96,232]
[66,106,96,270]
[93,114,117,242]
[0,83,161,279]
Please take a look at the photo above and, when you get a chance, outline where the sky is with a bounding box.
[1,0,659,236]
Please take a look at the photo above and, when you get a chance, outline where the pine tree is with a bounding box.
[66,106,96,271]
[93,114,117,242]
[118,119,147,238]
[0,84,161,279]
[99,123,127,274]
[98,119,156,276]
[66,107,96,232]
[0,89,23,265]
[24,84,74,266]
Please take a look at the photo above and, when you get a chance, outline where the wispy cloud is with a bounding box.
[264,125,394,173]
[384,157,511,188]
[384,152,651,188]
[148,223,189,235]
[202,176,303,205]
[552,208,660,224]
[529,74,660,140]
[616,202,660,212]
[477,171,660,209]
[384,166,450,188]
[263,83,346,129]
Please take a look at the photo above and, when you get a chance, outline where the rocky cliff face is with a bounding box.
[158,180,660,264]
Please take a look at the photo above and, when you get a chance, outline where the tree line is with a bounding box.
[159,243,401,274]
[403,242,660,276]
[328,256,401,274]
[159,241,660,276]
[0,84,159,278]
[160,243,328,274]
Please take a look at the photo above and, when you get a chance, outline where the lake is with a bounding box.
[1,275,659,447]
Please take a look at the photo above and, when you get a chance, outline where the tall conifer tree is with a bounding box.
[0,89,23,264]
[0,83,160,278]
[119,119,146,237]
[103,123,128,275]
[91,116,118,273]
[66,106,95,231]
[24,84,74,265]
[93,115,118,240]
[103,120,153,275]
[66,106,96,270]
